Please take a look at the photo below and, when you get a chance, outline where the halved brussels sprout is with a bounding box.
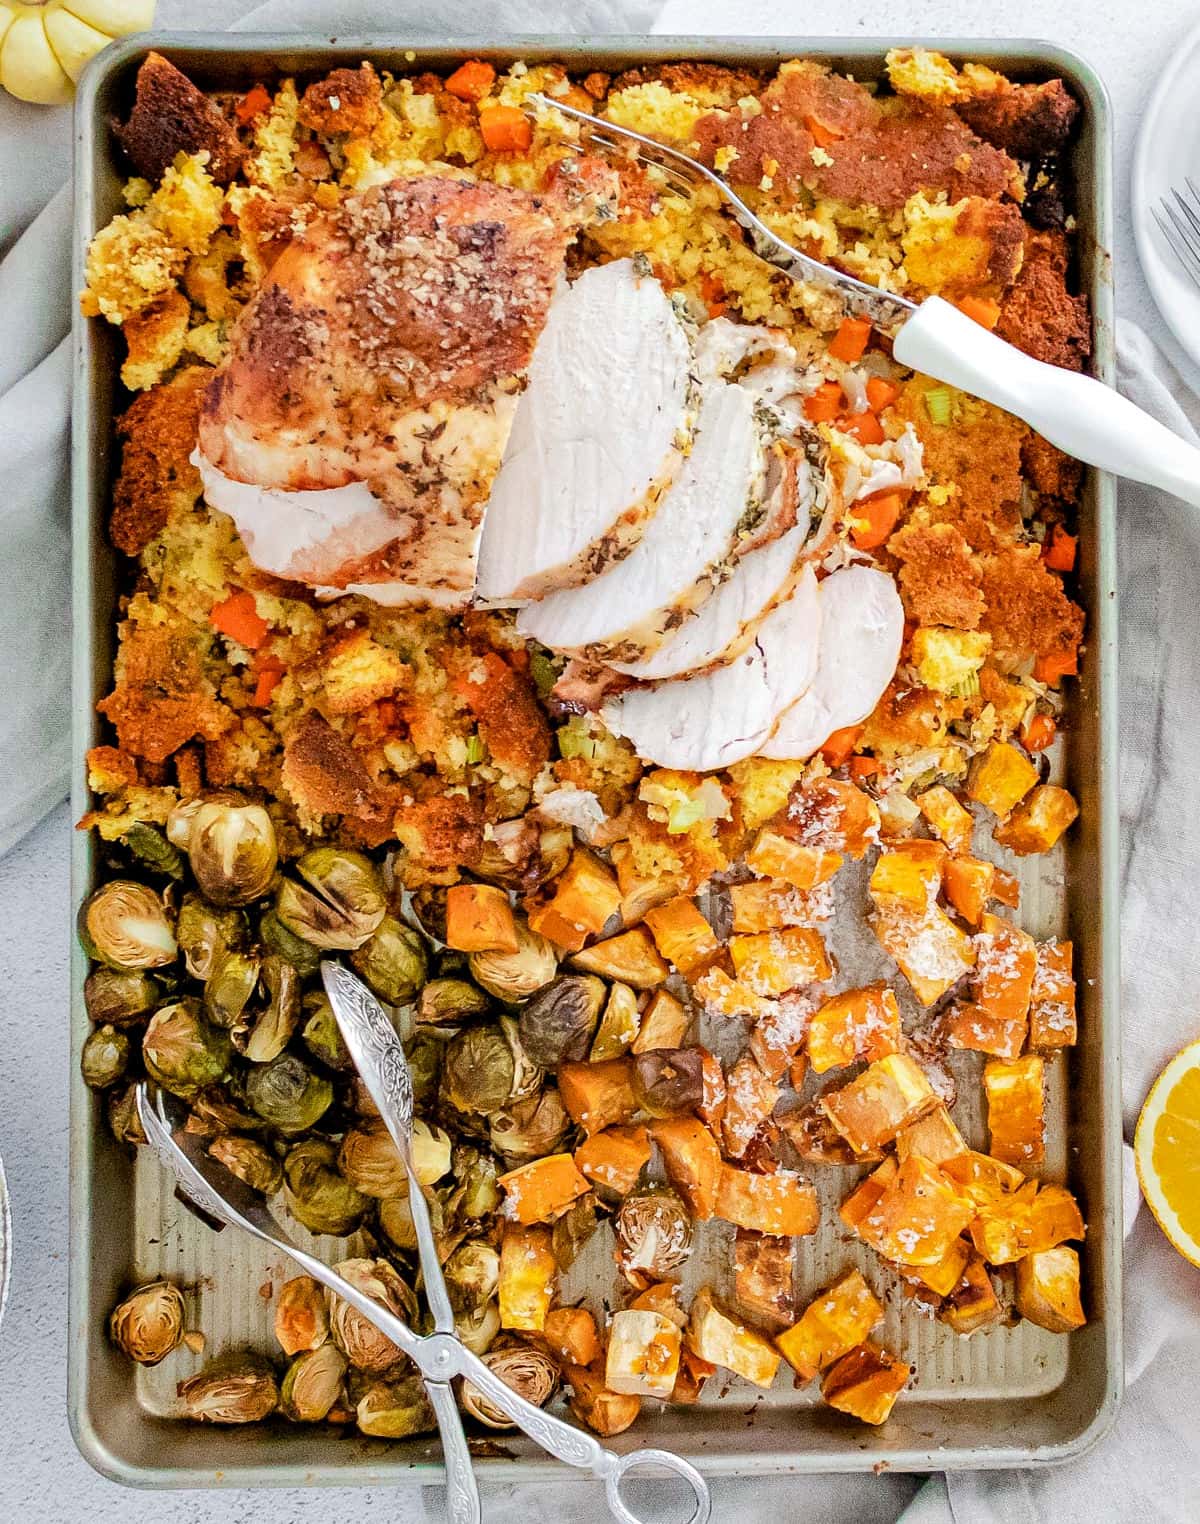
[631,1047,706,1119]
[203,948,260,1030]
[142,1000,232,1099]
[355,1375,435,1438]
[240,956,300,1064]
[173,794,278,906]
[460,1344,559,1429]
[338,1120,407,1200]
[176,894,245,981]
[443,1240,500,1313]
[177,1353,279,1423]
[245,1053,333,1133]
[416,977,490,1027]
[274,1274,329,1356]
[108,1082,147,1146]
[300,991,352,1070]
[81,1024,131,1090]
[614,1185,693,1282]
[259,907,321,978]
[441,1018,541,1117]
[518,976,605,1067]
[275,849,386,951]
[488,1087,570,1166]
[451,1144,501,1220]
[455,1299,501,1357]
[80,881,176,970]
[281,1342,347,1422]
[84,967,161,1026]
[350,917,427,1006]
[208,1134,283,1195]
[109,1281,185,1365]
[328,1258,416,1373]
[468,920,557,1003]
[123,821,185,880]
[282,1139,369,1237]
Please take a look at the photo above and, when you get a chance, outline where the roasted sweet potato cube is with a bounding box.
[697,1047,727,1131]
[631,988,689,1053]
[870,897,975,1007]
[734,1229,796,1330]
[869,840,948,907]
[895,1105,967,1166]
[782,1102,883,1167]
[730,928,832,995]
[943,855,996,926]
[721,1054,780,1159]
[975,912,1037,1027]
[543,1305,602,1368]
[728,878,817,933]
[498,1153,591,1225]
[966,741,1039,818]
[820,1053,939,1154]
[571,928,669,989]
[839,1156,900,1232]
[613,849,676,927]
[628,1281,687,1327]
[693,966,770,1022]
[945,1000,1025,1061]
[589,981,641,1061]
[644,896,721,976]
[775,1269,884,1382]
[807,984,902,1073]
[940,1253,1002,1334]
[715,1165,819,1236]
[499,1225,556,1331]
[990,866,1021,908]
[855,1155,976,1267]
[908,1235,971,1298]
[750,998,811,1080]
[984,1054,1045,1166]
[917,785,974,854]
[444,883,520,953]
[994,784,1079,855]
[565,1361,641,1435]
[788,776,880,859]
[651,1117,722,1220]
[686,1286,781,1388]
[1015,1245,1086,1332]
[606,1308,682,1398]
[526,899,589,953]
[670,1347,716,1404]
[1029,1183,1086,1251]
[1028,939,1077,1048]
[820,1341,910,1425]
[559,1058,638,1135]
[548,848,621,935]
[747,829,842,890]
[942,1149,1025,1210]
[574,1125,651,1200]
[969,1178,1038,1263]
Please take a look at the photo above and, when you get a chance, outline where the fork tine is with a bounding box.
[1171,186,1200,242]
[1163,198,1200,267]
[1156,201,1200,285]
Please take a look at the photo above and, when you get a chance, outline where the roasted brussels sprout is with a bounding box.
[282,1139,369,1236]
[107,1082,147,1146]
[81,1023,131,1089]
[406,885,448,945]
[171,794,278,906]
[177,1352,279,1423]
[406,1031,443,1109]
[143,1000,232,1099]
[376,1193,418,1253]
[552,1193,601,1273]
[416,977,490,1026]
[443,1240,500,1313]
[300,991,352,1070]
[281,1342,347,1422]
[518,975,605,1067]
[488,1087,570,1166]
[355,1374,435,1438]
[450,1144,501,1220]
[240,956,301,1064]
[245,1052,333,1133]
[468,920,557,1002]
[328,1258,416,1373]
[338,1119,407,1199]
[275,848,386,951]
[84,966,161,1026]
[176,894,245,981]
[631,1047,706,1119]
[203,948,260,1030]
[455,1299,500,1357]
[109,1281,185,1365]
[208,1134,283,1195]
[441,1018,541,1117]
[123,821,186,880]
[274,1274,329,1356]
[460,1343,559,1429]
[614,1185,693,1283]
[259,907,321,978]
[80,881,176,969]
[191,1081,262,1134]
[350,916,428,1005]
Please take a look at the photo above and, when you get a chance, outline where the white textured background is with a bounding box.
[2,1,1198,1518]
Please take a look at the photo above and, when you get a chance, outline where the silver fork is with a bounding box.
[531,91,1200,509]
[1154,179,1200,287]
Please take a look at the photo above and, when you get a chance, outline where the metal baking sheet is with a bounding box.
[68,33,1122,1487]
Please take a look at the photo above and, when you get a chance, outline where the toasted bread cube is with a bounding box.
[498,1153,591,1225]
[734,1230,797,1330]
[571,928,669,989]
[994,784,1079,855]
[869,840,948,907]
[966,741,1039,818]
[1029,1182,1086,1252]
[548,848,621,935]
[589,981,641,1061]
[895,1105,967,1166]
[943,855,996,925]
[686,1287,781,1388]
[908,1235,971,1297]
[807,984,902,1073]
[631,988,689,1054]
[730,928,832,996]
[975,912,1037,1026]
[942,1149,1025,1210]
[564,1362,641,1435]
[839,1157,900,1231]
[715,1165,820,1236]
[969,1178,1039,1263]
[444,883,520,953]
[870,897,976,1006]
[574,1125,651,1201]
[605,1308,682,1398]
[644,895,721,976]
[498,1225,555,1331]
[917,785,974,854]
[1029,939,1077,1048]
[775,1269,884,1382]
[984,1054,1045,1166]
[728,878,820,933]
[652,1117,722,1220]
[940,1253,1002,1334]
[527,899,589,953]
[820,1341,910,1425]
[1015,1246,1085,1332]
[855,1155,976,1267]
[693,966,771,1022]
[945,1000,1026,1061]
[820,1053,939,1154]
[543,1305,602,1368]
[558,1057,638,1135]
[747,829,842,890]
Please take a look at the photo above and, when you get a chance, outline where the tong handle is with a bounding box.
[425,1380,482,1524]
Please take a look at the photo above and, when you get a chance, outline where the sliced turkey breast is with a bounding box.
[475,258,696,602]
[760,565,903,760]
[600,565,822,773]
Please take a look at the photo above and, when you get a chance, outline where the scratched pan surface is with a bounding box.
[68,34,1121,1487]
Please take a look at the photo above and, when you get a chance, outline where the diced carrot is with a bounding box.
[804,114,841,149]
[445,59,496,101]
[865,376,900,412]
[829,316,873,363]
[210,590,269,650]
[1042,525,1077,573]
[804,380,844,423]
[849,490,905,550]
[479,104,533,152]
[376,698,399,729]
[1034,650,1078,685]
[699,272,728,319]
[842,410,886,445]
[250,654,286,707]
[954,294,1002,330]
[849,755,879,783]
[236,83,272,123]
[819,726,863,768]
[1021,712,1057,753]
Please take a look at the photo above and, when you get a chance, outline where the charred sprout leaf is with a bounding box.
[441,1019,541,1117]
[177,1352,279,1423]
[176,894,245,981]
[109,1280,186,1365]
[350,916,427,1005]
[552,1193,600,1273]
[171,793,278,906]
[355,1374,435,1438]
[259,907,321,978]
[283,1139,369,1236]
[300,991,352,1070]
[460,1344,559,1429]
[274,1274,329,1356]
[590,981,640,1061]
[468,920,557,1002]
[108,1082,147,1146]
[615,1185,693,1282]
[416,977,490,1026]
[208,1134,283,1196]
[143,1000,232,1099]
[338,1119,407,1199]
[408,885,448,944]
[84,966,161,1026]
[455,1299,500,1357]
[488,1087,570,1166]
[443,1240,500,1313]
[281,1342,347,1421]
[123,821,185,880]
[631,1047,706,1119]
[203,948,260,1030]
[80,881,176,969]
[452,1144,501,1220]
[275,848,386,951]
[518,975,605,1067]
[241,955,301,1063]
[328,1258,416,1373]
[191,1080,263,1133]
[245,1052,333,1133]
[81,1024,132,1089]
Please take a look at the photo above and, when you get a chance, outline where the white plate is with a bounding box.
[1133,15,1200,375]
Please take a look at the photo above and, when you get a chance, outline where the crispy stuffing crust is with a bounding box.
[957,78,1080,159]
[1022,433,1084,505]
[297,65,383,136]
[997,231,1092,371]
[98,618,230,764]
[890,519,986,630]
[980,546,1086,663]
[114,52,244,185]
[281,710,392,842]
[611,62,764,106]
[110,366,210,554]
